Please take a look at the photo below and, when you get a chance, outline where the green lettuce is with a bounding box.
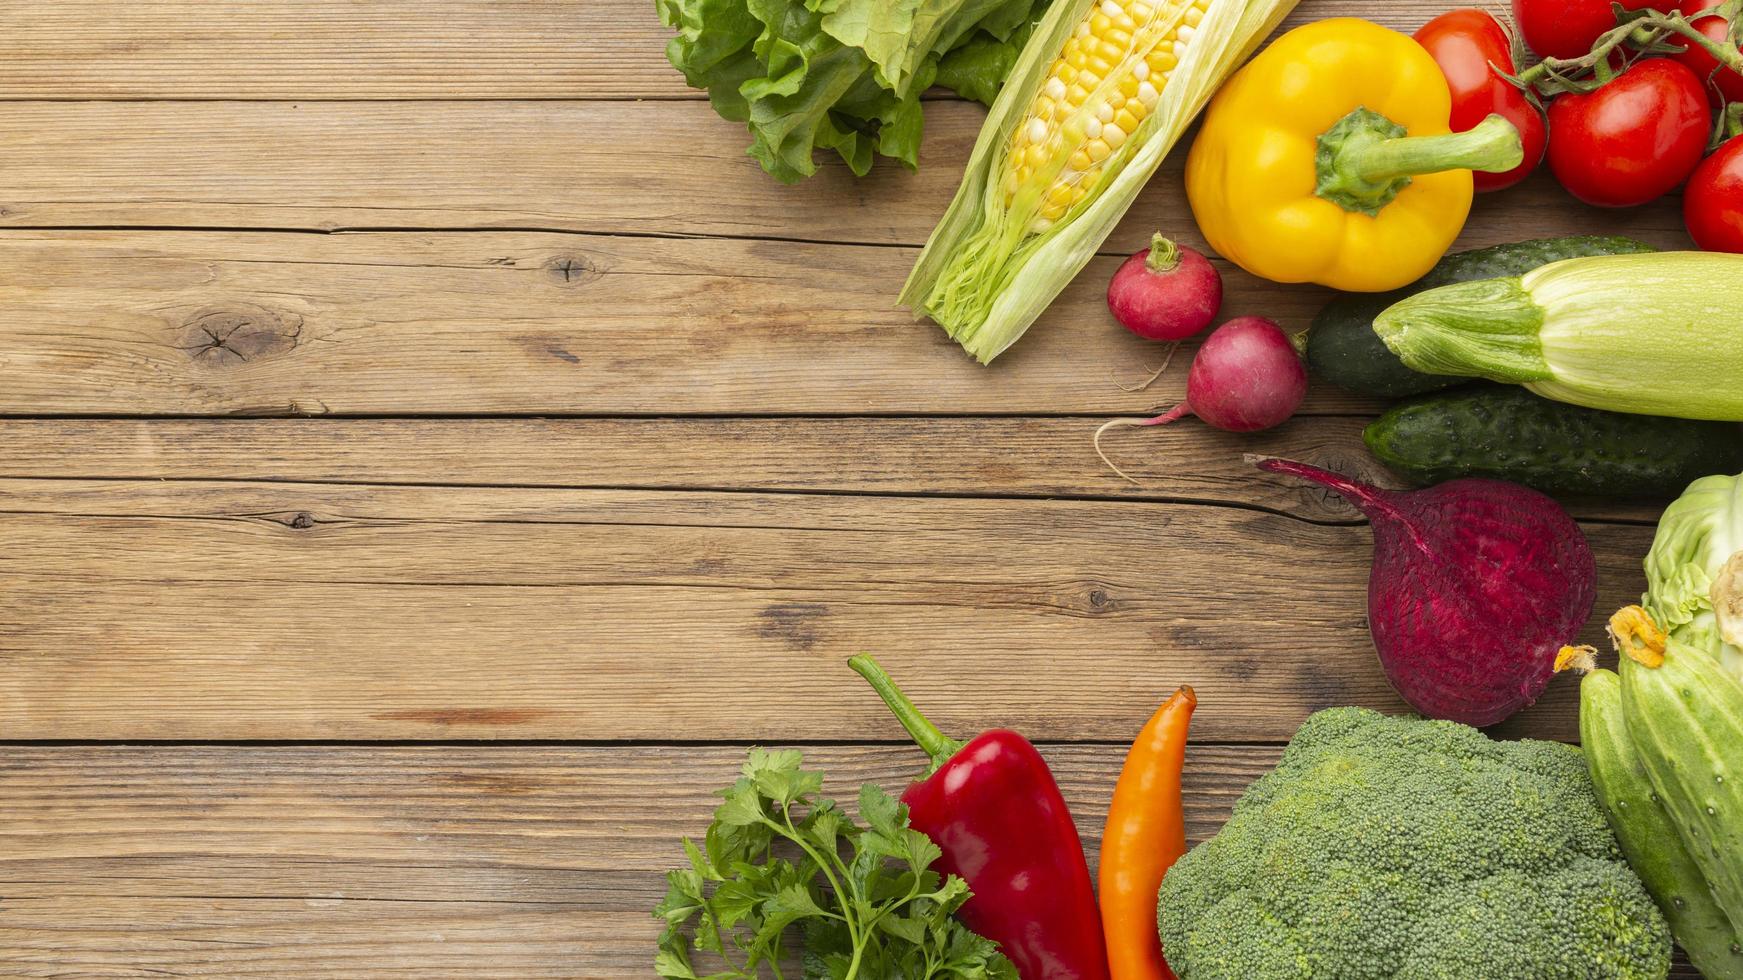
[1644,470,1743,677]
[656,0,1048,183]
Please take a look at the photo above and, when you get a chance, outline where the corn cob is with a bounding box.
[903,0,1300,363]
[1005,0,1208,232]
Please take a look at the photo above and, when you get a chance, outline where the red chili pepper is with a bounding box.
[850,656,1110,980]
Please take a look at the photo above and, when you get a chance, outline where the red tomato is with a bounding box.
[1547,58,1710,207]
[1685,136,1743,251]
[1513,0,1679,59]
[1414,9,1548,192]
[1675,0,1743,104]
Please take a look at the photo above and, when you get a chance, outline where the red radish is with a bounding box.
[1096,317,1306,482]
[1252,457,1597,727]
[1107,234,1223,341]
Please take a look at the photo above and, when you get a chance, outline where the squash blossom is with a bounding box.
[1186,18,1523,292]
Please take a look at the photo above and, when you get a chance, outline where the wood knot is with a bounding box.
[289,512,315,530]
[1088,589,1110,609]
[546,253,604,286]
[178,307,302,367]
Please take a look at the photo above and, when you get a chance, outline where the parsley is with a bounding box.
[654,748,1018,980]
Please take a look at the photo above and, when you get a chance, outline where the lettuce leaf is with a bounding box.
[657,0,1049,183]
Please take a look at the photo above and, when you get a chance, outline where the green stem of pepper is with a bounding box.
[1314,110,1523,217]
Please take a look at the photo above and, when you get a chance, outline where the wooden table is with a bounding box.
[0,1,1695,976]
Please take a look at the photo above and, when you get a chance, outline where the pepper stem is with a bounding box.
[1315,109,1523,216]
[848,655,964,771]
[1145,233,1181,273]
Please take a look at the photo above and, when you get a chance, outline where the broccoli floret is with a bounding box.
[1157,707,1671,980]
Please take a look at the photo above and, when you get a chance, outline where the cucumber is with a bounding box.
[1363,385,1743,498]
[1621,637,1743,941]
[1582,670,1743,979]
[1305,236,1657,398]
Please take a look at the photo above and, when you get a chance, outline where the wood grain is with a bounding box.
[0,417,1671,524]
[0,744,1267,978]
[0,478,1649,743]
[0,0,1506,102]
[0,1,690,101]
[0,100,1692,252]
[0,229,1368,416]
[0,744,1698,978]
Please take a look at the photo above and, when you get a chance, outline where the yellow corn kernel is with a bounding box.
[999,0,1194,224]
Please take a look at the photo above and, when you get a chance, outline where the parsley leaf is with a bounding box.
[654,748,1017,980]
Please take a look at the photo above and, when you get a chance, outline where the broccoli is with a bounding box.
[1157,707,1671,980]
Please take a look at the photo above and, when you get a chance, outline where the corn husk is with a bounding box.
[900,0,1301,363]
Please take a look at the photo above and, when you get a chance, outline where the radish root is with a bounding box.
[1110,343,1180,392]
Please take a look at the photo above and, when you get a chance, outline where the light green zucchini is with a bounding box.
[1582,669,1743,978]
[1372,252,1743,421]
[1620,634,1743,941]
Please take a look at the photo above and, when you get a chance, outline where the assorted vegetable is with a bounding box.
[1303,235,1655,397]
[1580,599,1743,979]
[1513,0,1679,60]
[1252,457,1595,727]
[1374,252,1743,421]
[1364,385,1743,498]
[1098,687,1194,980]
[653,747,1018,979]
[1413,8,1547,192]
[1157,707,1672,979]
[849,656,1110,980]
[656,0,1050,182]
[1687,130,1743,253]
[1186,18,1523,292]
[649,1,1743,976]
[1546,57,1710,208]
[1093,316,1305,482]
[1106,235,1221,342]
[1642,470,1743,677]
[900,0,1303,363]
[1583,665,1743,979]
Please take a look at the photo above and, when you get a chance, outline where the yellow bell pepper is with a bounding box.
[1185,18,1523,292]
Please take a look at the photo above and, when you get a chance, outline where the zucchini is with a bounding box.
[1363,385,1743,498]
[1620,635,1743,939]
[1305,235,1656,398]
[1582,670,1743,979]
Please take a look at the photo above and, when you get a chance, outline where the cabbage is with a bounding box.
[1644,471,1743,677]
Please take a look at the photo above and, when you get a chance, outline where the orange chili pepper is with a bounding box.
[1099,686,1197,980]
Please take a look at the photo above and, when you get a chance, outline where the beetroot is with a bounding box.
[1253,457,1597,727]
[1107,234,1222,341]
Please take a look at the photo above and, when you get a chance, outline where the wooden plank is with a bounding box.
[0,1,693,102]
[0,100,1692,251]
[0,744,1267,977]
[0,417,1670,525]
[0,479,1650,742]
[0,229,1371,416]
[0,744,1698,978]
[0,0,1501,102]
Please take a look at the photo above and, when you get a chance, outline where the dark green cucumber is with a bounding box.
[1306,235,1657,397]
[1582,670,1743,980]
[1363,385,1743,498]
[1621,638,1743,945]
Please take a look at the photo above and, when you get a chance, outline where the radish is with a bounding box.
[1107,234,1223,341]
[1252,457,1597,727]
[1095,317,1307,483]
